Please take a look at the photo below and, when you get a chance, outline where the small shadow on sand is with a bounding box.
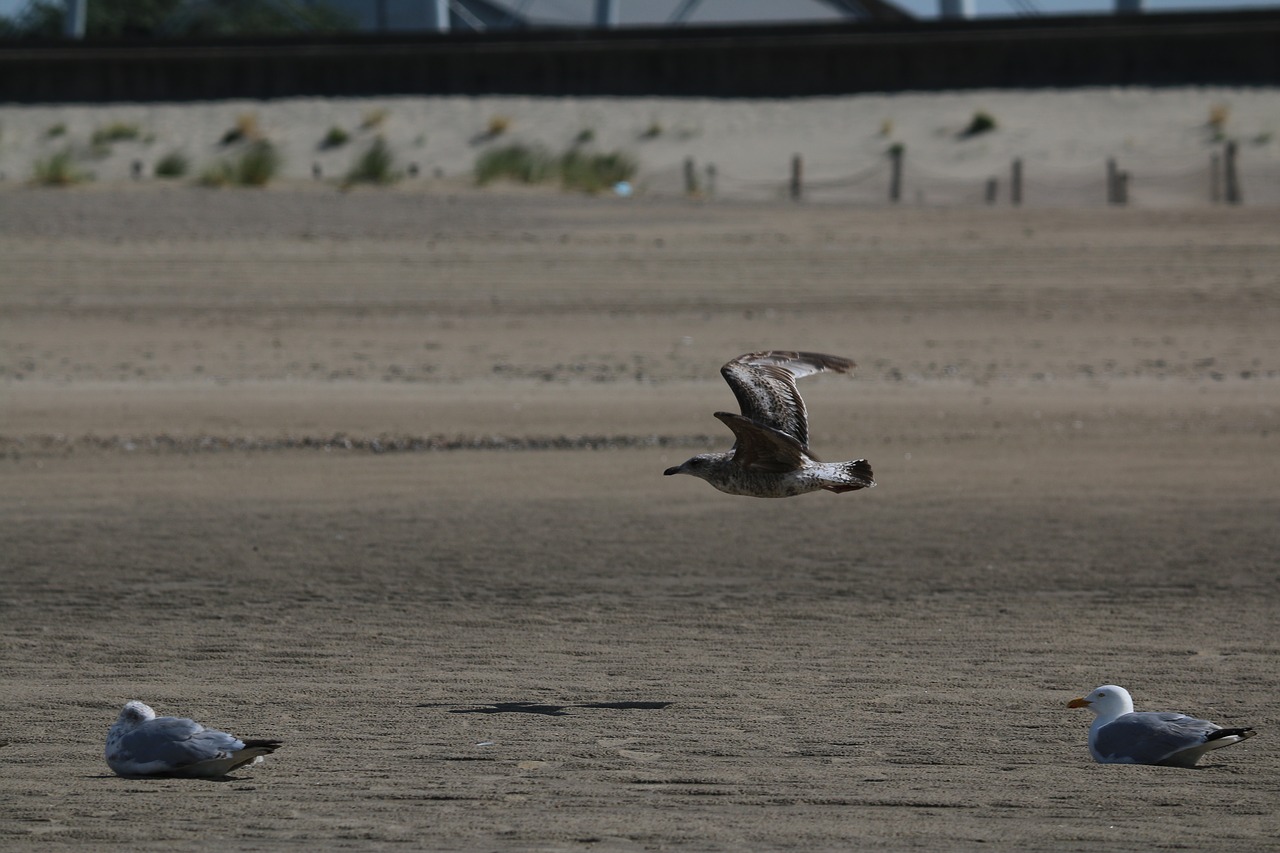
[449,702,571,716]
[98,773,245,783]
[423,700,673,716]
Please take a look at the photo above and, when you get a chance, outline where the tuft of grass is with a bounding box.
[91,122,142,146]
[199,140,281,187]
[197,161,235,188]
[559,149,637,194]
[474,143,637,193]
[320,126,351,149]
[573,128,596,146]
[486,115,512,137]
[960,110,998,138]
[1206,104,1232,142]
[361,108,389,131]
[639,119,663,140]
[345,137,399,186]
[233,140,280,186]
[475,143,555,185]
[32,148,89,186]
[220,112,261,146]
[155,150,190,178]
[45,123,67,139]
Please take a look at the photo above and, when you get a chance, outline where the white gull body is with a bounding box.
[105,700,282,778]
[1068,684,1256,767]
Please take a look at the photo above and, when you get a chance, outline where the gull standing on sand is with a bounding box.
[1068,684,1256,767]
[106,700,282,778]
[663,350,875,498]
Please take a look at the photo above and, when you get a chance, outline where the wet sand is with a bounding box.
[1,189,1278,851]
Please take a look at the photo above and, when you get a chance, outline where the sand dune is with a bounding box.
[3,87,1279,204]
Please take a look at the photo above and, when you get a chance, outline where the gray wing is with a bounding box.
[1094,712,1219,764]
[124,716,244,768]
[720,351,854,448]
[714,411,808,472]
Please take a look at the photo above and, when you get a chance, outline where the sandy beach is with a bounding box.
[1,122,1280,850]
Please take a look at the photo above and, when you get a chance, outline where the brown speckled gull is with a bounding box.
[663,350,875,498]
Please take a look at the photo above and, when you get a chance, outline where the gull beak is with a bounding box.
[663,465,681,476]
[1067,697,1091,708]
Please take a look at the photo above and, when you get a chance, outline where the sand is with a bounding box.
[1,181,1279,851]
[2,88,1280,204]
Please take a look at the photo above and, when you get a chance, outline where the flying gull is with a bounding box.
[663,350,875,498]
[106,700,282,778]
[1068,684,1256,767]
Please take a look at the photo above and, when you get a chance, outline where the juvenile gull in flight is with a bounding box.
[1068,684,1257,767]
[106,700,282,778]
[664,350,875,498]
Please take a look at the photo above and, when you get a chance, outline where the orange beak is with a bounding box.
[1067,697,1090,708]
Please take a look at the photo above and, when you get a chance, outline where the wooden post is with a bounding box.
[1224,141,1241,205]
[683,157,698,196]
[1210,152,1221,204]
[888,145,903,204]
[1106,158,1118,205]
[1116,170,1129,206]
[1010,158,1023,207]
[705,163,717,197]
[790,154,803,201]
[984,178,998,205]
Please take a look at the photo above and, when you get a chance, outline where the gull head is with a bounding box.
[1068,685,1135,721]
[114,700,157,731]
[664,454,716,480]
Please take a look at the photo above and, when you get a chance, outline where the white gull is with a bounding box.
[106,700,282,778]
[1068,684,1256,767]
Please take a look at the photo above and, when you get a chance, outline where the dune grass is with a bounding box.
[155,151,190,178]
[32,148,89,186]
[476,143,636,193]
[199,140,280,187]
[344,137,398,186]
[475,143,556,185]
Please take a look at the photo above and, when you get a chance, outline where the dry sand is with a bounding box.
[1,185,1279,851]
[2,88,1280,204]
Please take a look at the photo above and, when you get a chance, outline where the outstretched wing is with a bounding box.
[1094,712,1218,764]
[720,351,854,448]
[714,412,809,473]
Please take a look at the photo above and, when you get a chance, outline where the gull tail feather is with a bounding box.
[823,459,876,494]
[1206,727,1256,744]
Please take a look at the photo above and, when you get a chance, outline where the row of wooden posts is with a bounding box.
[681,142,1245,205]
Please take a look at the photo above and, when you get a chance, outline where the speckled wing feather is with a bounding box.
[720,351,855,449]
[714,411,809,472]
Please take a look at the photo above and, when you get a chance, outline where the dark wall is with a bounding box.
[2,10,1279,103]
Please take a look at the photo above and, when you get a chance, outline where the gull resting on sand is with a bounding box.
[106,700,282,778]
[1068,684,1256,767]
